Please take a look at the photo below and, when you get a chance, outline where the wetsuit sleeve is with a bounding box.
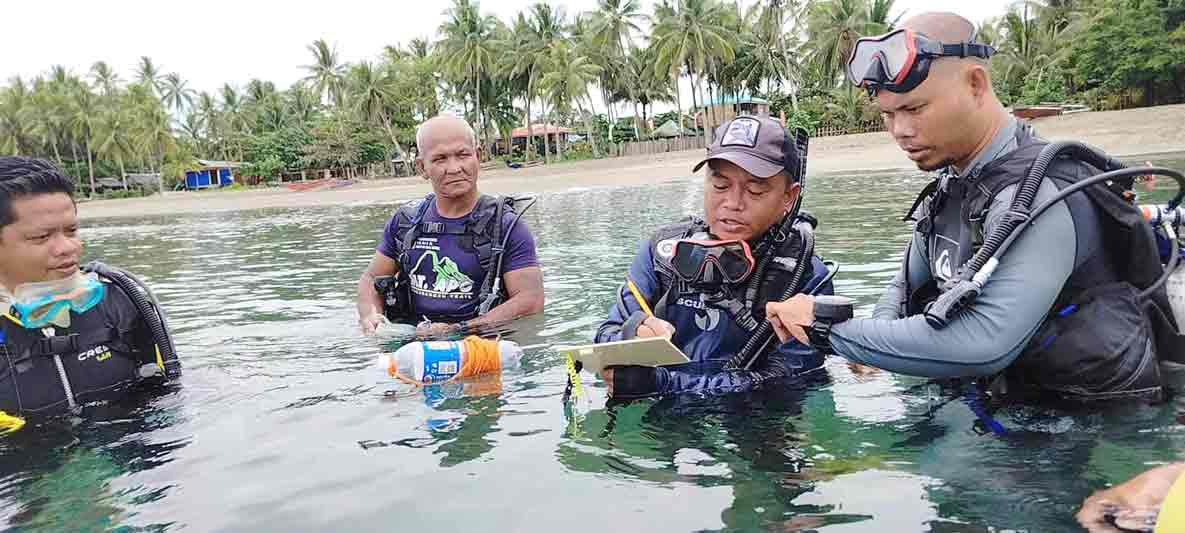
[654,257,832,395]
[872,236,931,320]
[828,180,1075,378]
[595,238,660,343]
[500,215,539,273]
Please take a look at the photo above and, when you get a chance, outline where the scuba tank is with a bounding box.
[1142,205,1185,333]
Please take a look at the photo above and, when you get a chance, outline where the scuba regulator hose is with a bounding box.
[924,141,1185,328]
[725,218,816,371]
[83,261,182,379]
[477,197,538,316]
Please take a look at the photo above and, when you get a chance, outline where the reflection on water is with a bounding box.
[0,157,1183,531]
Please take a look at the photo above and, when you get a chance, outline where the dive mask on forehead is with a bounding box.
[672,239,756,286]
[3,272,105,329]
[845,28,995,96]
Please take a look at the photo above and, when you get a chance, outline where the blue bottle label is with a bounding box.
[420,342,462,383]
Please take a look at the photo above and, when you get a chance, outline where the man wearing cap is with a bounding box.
[765,12,1179,403]
[594,116,833,399]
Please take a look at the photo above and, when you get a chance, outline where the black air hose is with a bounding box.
[83,261,181,379]
[959,141,1123,280]
[727,221,815,370]
[990,166,1185,298]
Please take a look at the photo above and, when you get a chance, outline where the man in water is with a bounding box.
[0,157,180,416]
[356,115,544,336]
[595,116,832,399]
[765,12,1179,402]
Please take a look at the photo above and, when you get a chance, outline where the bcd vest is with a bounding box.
[0,280,159,415]
[381,194,517,322]
[646,216,816,358]
[905,126,1183,401]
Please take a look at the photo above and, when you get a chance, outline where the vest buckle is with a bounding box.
[37,333,80,357]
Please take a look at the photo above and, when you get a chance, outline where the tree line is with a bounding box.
[0,0,1182,194]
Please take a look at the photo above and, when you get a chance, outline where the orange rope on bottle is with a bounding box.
[457,336,502,377]
[385,336,503,387]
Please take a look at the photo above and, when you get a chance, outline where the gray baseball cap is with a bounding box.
[693,116,800,180]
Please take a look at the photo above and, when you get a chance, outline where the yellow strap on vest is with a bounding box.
[0,410,26,434]
[3,313,23,327]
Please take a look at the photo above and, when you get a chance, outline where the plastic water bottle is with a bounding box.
[377,338,523,383]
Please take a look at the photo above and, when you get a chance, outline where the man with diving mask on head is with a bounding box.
[0,157,180,420]
[594,116,835,399]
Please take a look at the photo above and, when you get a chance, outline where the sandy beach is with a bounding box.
[78,104,1185,220]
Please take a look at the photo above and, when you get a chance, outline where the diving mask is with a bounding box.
[672,239,756,285]
[5,272,106,329]
[846,28,995,95]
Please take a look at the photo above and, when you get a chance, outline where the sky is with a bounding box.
[0,0,1015,99]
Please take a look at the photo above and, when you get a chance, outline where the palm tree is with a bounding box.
[193,91,222,156]
[90,61,122,97]
[131,94,175,195]
[67,81,101,196]
[94,101,135,190]
[589,0,646,139]
[528,2,569,160]
[303,39,346,107]
[26,78,67,166]
[437,0,501,153]
[991,2,1071,100]
[805,0,893,89]
[219,84,246,160]
[540,41,603,160]
[285,82,321,125]
[347,61,402,174]
[651,0,735,142]
[135,56,164,95]
[500,13,544,161]
[161,73,196,114]
[0,77,33,155]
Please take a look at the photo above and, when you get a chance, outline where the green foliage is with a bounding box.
[244,127,312,171]
[241,156,285,180]
[1067,1,1182,100]
[1019,69,1069,105]
[5,0,1184,191]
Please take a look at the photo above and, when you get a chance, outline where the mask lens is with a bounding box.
[848,30,914,87]
[11,277,105,328]
[673,240,755,284]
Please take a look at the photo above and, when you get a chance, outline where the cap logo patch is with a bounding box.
[720,117,760,148]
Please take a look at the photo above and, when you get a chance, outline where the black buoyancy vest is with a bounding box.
[907,125,1182,400]
[646,216,815,331]
[389,194,515,319]
[0,281,152,415]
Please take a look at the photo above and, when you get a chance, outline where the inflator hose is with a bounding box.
[989,166,1185,299]
[727,221,815,370]
[83,261,181,379]
[478,197,537,315]
[959,141,1125,280]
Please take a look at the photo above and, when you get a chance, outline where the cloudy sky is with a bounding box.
[1,0,1014,97]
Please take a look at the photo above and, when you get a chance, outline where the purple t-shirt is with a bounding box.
[378,197,538,320]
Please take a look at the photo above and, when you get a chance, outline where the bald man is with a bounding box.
[356,115,544,337]
[766,12,1177,404]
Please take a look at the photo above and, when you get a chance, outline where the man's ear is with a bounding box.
[784,182,801,212]
[415,158,426,179]
[967,65,991,105]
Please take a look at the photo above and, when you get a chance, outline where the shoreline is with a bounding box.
[78,104,1185,220]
